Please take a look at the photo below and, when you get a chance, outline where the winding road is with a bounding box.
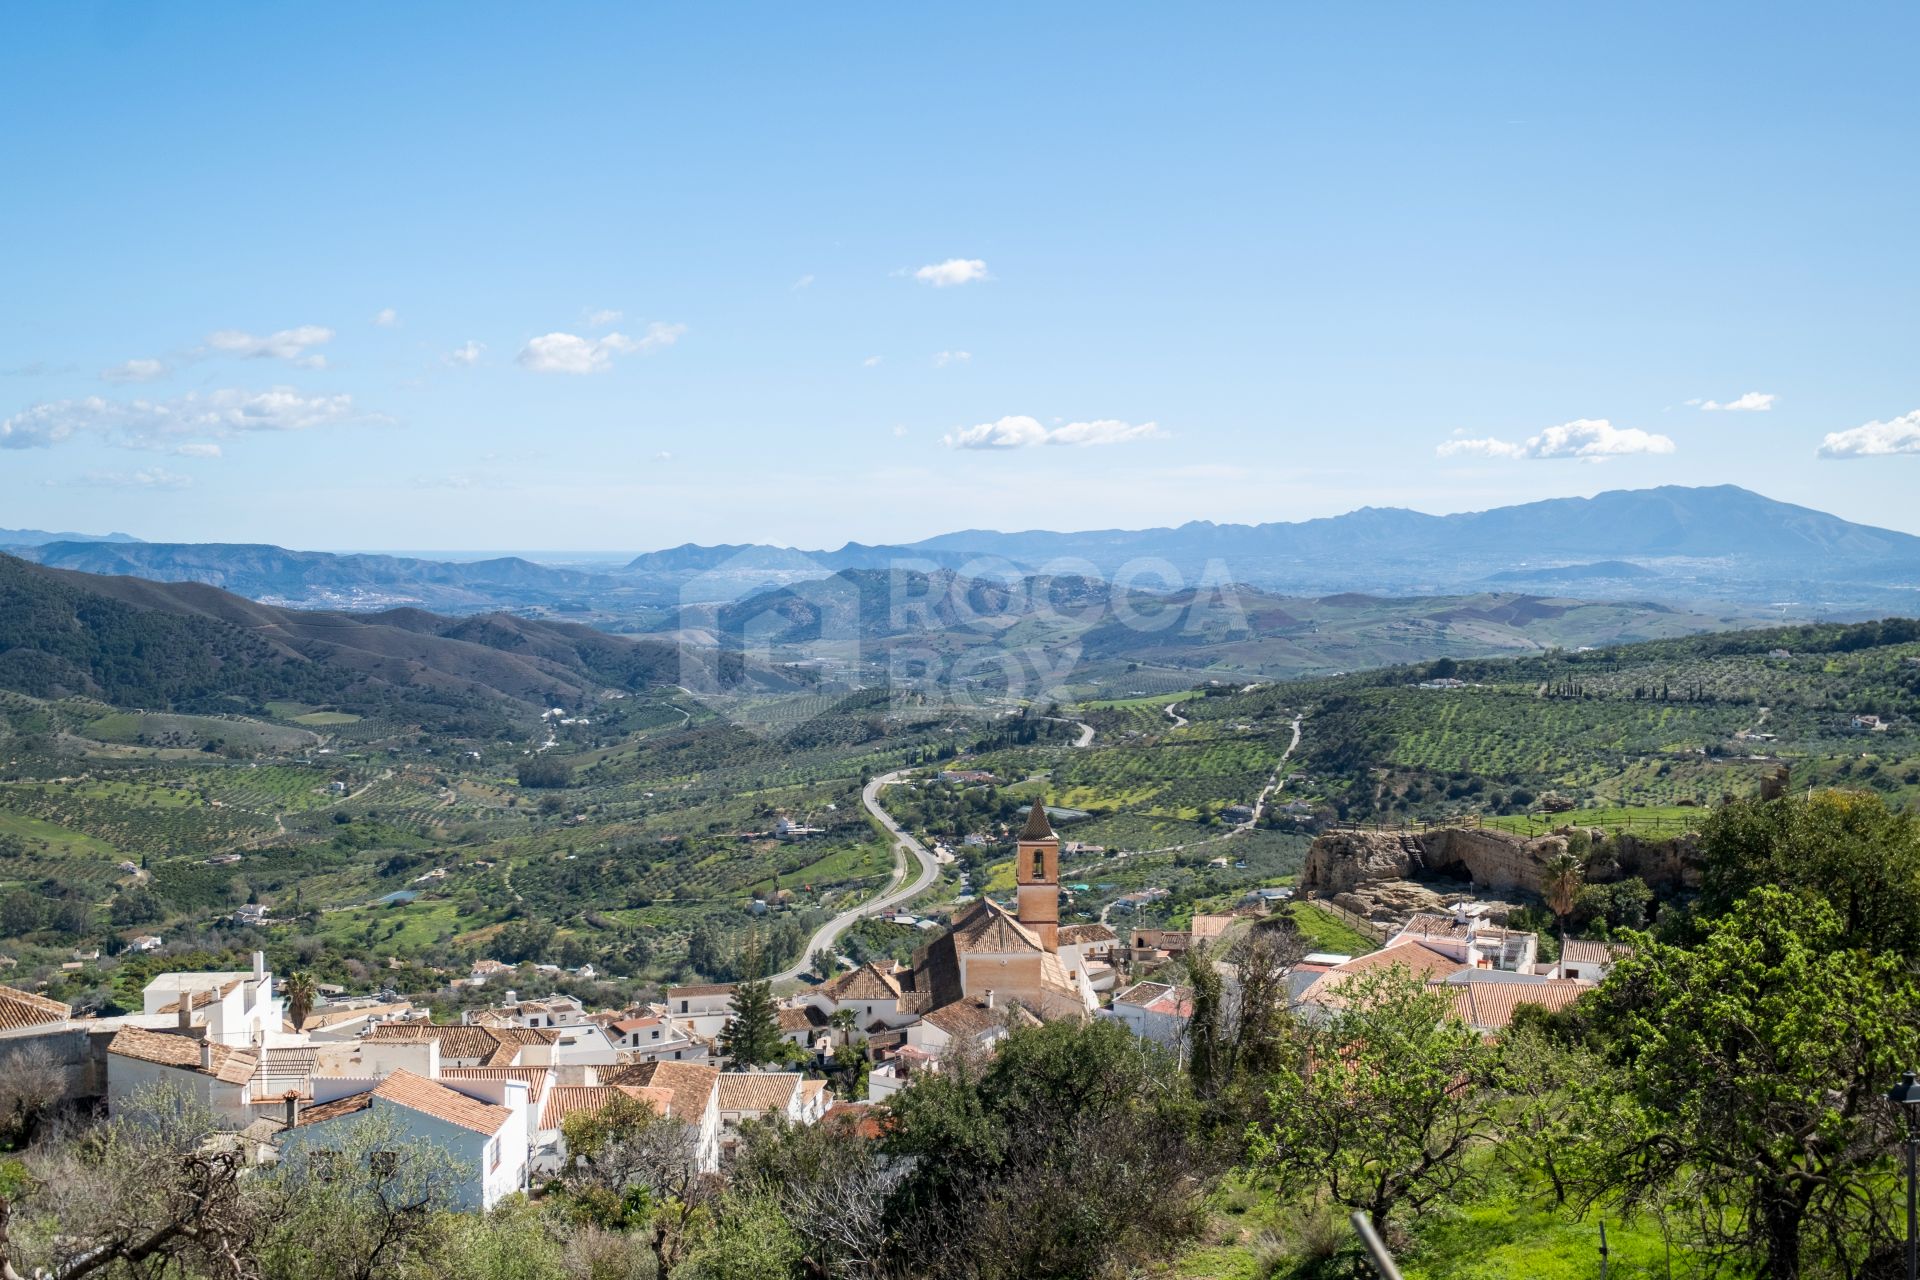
[770,768,943,985]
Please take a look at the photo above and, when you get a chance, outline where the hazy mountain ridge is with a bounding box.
[0,553,693,713]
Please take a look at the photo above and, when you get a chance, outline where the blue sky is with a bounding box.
[3,3,1917,552]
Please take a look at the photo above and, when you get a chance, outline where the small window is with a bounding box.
[488,1137,501,1171]
[1032,850,1045,878]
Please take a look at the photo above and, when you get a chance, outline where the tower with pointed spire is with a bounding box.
[1015,799,1061,952]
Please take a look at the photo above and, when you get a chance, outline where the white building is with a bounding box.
[141,951,286,1048]
[664,984,736,1039]
[283,1069,531,1211]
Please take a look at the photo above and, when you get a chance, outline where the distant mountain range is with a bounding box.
[14,487,1920,619]
[0,553,706,715]
[0,527,142,547]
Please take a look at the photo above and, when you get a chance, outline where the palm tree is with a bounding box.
[829,1007,858,1049]
[281,969,316,1029]
[1540,851,1585,958]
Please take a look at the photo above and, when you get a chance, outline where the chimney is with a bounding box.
[984,989,995,1010]
[200,1040,214,1071]
[283,1092,300,1128]
[252,950,266,980]
[177,998,192,1031]
[504,990,517,1007]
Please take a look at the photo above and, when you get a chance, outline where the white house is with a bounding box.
[800,963,921,1035]
[609,1015,709,1062]
[106,1026,266,1129]
[664,985,735,1039]
[1545,938,1634,984]
[597,1060,723,1173]
[1104,981,1193,1047]
[533,1082,674,1175]
[283,1070,530,1211]
[715,1072,808,1132]
[142,951,285,1048]
[1389,910,1538,974]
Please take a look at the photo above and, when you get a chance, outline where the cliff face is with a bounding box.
[1300,824,1698,899]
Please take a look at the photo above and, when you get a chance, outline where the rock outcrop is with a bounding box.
[1301,823,1699,902]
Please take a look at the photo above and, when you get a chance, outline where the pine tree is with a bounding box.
[719,939,783,1068]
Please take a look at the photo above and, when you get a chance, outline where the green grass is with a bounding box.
[1482,805,1703,838]
[291,710,361,726]
[0,809,121,859]
[1286,901,1377,956]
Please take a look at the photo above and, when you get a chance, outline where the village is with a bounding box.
[0,803,1629,1213]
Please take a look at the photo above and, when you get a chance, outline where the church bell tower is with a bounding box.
[1015,800,1060,952]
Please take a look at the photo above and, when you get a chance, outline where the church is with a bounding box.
[803,802,1108,1032]
[896,801,1102,1020]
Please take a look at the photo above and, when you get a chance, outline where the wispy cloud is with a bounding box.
[944,415,1162,450]
[913,258,989,287]
[205,325,334,369]
[447,340,485,367]
[584,308,623,328]
[934,350,971,366]
[1818,409,1920,459]
[1687,391,1776,412]
[792,274,815,291]
[101,358,169,384]
[1,387,371,452]
[373,308,399,327]
[78,466,193,490]
[1437,418,1676,461]
[517,322,685,374]
[862,355,882,368]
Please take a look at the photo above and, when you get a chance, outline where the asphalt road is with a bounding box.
[770,768,943,985]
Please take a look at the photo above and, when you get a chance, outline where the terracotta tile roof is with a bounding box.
[665,983,736,998]
[540,1084,671,1130]
[296,1001,411,1032]
[290,1092,374,1127]
[799,1079,826,1104]
[1296,940,1470,1009]
[777,1006,829,1032]
[1441,980,1589,1032]
[371,1069,515,1136]
[1113,981,1195,1017]
[716,1072,801,1115]
[106,1026,258,1084]
[363,1022,555,1065]
[611,1016,664,1034]
[154,978,244,1015]
[949,899,1049,956]
[1561,938,1634,966]
[441,1066,552,1094]
[921,998,1012,1039]
[0,983,70,1032]
[599,1060,719,1119]
[823,1101,886,1140]
[819,962,903,1003]
[1056,923,1116,946]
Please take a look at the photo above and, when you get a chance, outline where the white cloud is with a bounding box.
[934,350,972,366]
[0,387,370,452]
[101,358,168,384]
[1818,410,1920,459]
[1691,391,1776,412]
[863,355,882,368]
[585,308,623,328]
[447,340,485,367]
[172,442,223,458]
[78,467,192,490]
[517,322,685,374]
[1437,418,1676,461]
[943,415,1163,450]
[913,258,989,287]
[205,325,334,367]
[373,308,399,327]
[653,450,673,462]
[891,425,909,438]
[792,274,814,291]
